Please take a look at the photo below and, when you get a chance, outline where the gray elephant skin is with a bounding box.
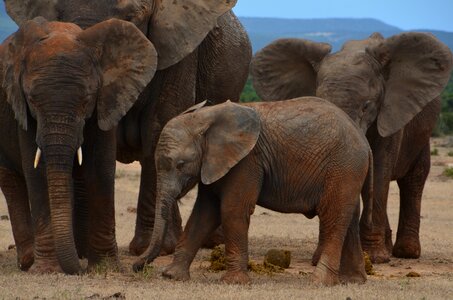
[133,99,373,286]
[0,18,157,273]
[4,0,252,270]
[251,32,453,263]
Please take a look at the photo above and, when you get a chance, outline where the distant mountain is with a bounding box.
[1,6,452,53]
[238,17,453,52]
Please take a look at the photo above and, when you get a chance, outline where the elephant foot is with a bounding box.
[29,259,63,274]
[340,272,367,284]
[201,227,224,249]
[87,255,122,273]
[311,262,340,286]
[221,271,250,284]
[162,263,190,281]
[339,262,367,285]
[129,234,150,256]
[129,227,180,256]
[362,245,390,264]
[17,245,34,271]
[392,236,420,259]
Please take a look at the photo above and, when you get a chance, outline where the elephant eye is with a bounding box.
[362,100,372,112]
[176,160,185,170]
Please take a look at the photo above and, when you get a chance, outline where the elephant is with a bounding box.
[5,0,252,256]
[132,98,374,285]
[250,32,453,263]
[0,17,157,273]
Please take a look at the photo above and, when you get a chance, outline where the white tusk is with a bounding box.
[77,147,83,166]
[34,148,42,169]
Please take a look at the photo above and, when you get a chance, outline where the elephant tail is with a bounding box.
[361,149,374,227]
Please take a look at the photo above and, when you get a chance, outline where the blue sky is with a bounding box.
[233,0,453,31]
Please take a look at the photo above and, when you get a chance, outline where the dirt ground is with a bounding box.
[0,138,452,299]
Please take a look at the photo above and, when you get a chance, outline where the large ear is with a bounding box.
[0,18,49,130]
[375,32,453,137]
[5,0,58,26]
[149,0,237,70]
[78,19,158,131]
[200,102,261,185]
[251,38,331,101]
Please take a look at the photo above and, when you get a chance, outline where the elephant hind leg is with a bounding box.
[0,167,34,271]
[339,202,367,284]
[393,144,430,259]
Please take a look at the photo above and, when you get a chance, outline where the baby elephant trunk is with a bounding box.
[133,190,172,272]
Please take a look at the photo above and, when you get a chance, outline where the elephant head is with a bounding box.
[0,17,157,274]
[5,0,237,70]
[251,32,453,137]
[133,101,260,269]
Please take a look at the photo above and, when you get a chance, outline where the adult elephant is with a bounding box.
[251,33,453,263]
[0,18,157,273]
[5,0,251,256]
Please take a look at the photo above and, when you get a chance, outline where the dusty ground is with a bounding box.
[0,138,452,299]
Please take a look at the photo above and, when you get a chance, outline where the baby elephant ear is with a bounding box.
[149,0,237,70]
[78,19,158,131]
[251,38,331,101]
[201,102,261,185]
[5,0,59,26]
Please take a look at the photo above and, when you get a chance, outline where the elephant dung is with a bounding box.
[264,249,291,269]
[208,246,227,271]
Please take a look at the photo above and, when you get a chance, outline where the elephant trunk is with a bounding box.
[133,187,173,272]
[44,138,82,274]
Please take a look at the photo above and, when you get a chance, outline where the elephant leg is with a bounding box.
[339,202,367,284]
[73,177,89,259]
[393,144,430,259]
[0,167,34,271]
[162,186,221,281]
[311,218,325,266]
[83,125,119,270]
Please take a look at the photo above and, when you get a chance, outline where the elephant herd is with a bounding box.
[0,0,452,287]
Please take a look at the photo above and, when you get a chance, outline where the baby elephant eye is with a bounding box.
[176,160,185,170]
[362,100,372,112]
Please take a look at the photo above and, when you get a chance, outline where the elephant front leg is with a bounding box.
[162,186,221,281]
[0,167,34,271]
[83,127,119,271]
[393,145,430,259]
[129,155,182,256]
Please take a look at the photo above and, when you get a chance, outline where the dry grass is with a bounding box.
[0,138,453,299]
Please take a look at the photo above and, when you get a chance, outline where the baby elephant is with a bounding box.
[134,98,373,285]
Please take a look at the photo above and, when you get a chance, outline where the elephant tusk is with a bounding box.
[34,148,42,169]
[77,147,83,166]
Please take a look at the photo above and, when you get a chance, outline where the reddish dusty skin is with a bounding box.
[135,98,372,285]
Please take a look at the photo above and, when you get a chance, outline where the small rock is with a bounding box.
[406,271,421,277]
[0,215,9,221]
[264,249,291,269]
[127,207,137,214]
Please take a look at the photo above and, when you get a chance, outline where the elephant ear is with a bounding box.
[149,0,237,70]
[1,18,48,130]
[251,38,331,101]
[78,19,158,131]
[4,0,59,26]
[200,101,261,185]
[376,32,453,137]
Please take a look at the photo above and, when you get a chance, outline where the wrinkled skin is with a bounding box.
[0,18,157,273]
[5,0,252,256]
[251,33,453,263]
[133,99,374,286]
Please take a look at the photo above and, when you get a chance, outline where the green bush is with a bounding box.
[443,167,453,178]
[240,77,260,103]
[431,148,439,156]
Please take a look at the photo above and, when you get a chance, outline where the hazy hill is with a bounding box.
[238,17,453,52]
[1,6,452,52]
